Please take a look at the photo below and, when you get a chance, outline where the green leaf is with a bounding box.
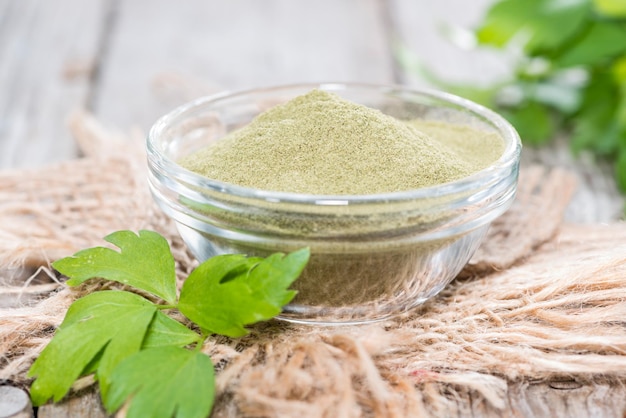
[246,248,310,307]
[476,0,589,54]
[573,117,621,156]
[28,291,156,405]
[104,347,215,418]
[178,255,277,338]
[556,22,626,68]
[178,249,309,338]
[142,311,201,349]
[53,230,177,304]
[502,101,555,145]
[571,72,621,155]
[614,55,626,84]
[613,57,626,126]
[476,0,535,47]
[444,0,626,195]
[594,0,626,17]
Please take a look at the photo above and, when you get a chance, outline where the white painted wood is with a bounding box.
[37,390,106,418]
[0,386,32,418]
[0,2,624,416]
[522,139,624,223]
[0,0,107,169]
[92,0,395,132]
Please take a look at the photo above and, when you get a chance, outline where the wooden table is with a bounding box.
[0,0,511,169]
[1,1,625,416]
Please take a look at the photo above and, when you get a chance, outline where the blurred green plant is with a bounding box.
[409,0,626,190]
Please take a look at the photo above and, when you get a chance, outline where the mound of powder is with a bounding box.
[179,89,504,195]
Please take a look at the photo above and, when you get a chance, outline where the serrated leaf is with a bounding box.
[556,22,626,67]
[178,255,277,337]
[178,249,309,338]
[53,230,177,304]
[142,311,201,349]
[476,0,589,54]
[71,305,203,374]
[247,248,310,307]
[104,347,214,418]
[28,291,156,405]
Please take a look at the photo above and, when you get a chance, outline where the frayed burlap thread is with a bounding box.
[207,224,626,417]
[1,113,625,417]
[0,112,197,385]
[462,165,577,277]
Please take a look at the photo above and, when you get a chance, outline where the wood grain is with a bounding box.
[421,380,626,417]
[506,380,626,418]
[0,0,107,169]
[1,1,625,416]
[521,138,623,223]
[91,0,395,132]
[38,390,106,418]
[30,379,626,417]
[0,386,32,418]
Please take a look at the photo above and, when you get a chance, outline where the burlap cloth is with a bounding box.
[1,112,626,417]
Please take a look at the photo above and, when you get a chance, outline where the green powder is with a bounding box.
[176,89,508,312]
[179,89,504,195]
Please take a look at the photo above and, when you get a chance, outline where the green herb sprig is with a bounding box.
[28,230,309,418]
[472,0,626,158]
[401,0,626,192]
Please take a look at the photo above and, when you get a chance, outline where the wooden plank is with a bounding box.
[418,380,626,417]
[92,0,395,133]
[38,389,106,418]
[522,140,623,223]
[0,386,32,418]
[506,380,626,418]
[2,2,624,417]
[0,0,107,169]
[30,379,626,417]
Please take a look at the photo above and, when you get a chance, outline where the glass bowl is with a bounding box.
[147,83,521,325]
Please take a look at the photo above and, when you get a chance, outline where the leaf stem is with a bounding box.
[156,304,177,310]
[195,331,210,352]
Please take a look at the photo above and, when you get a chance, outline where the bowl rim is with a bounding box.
[147,82,521,205]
